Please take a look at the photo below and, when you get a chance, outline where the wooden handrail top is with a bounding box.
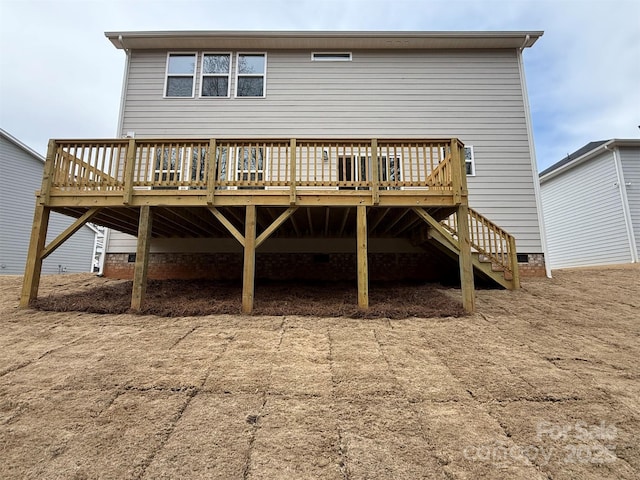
[51,137,463,145]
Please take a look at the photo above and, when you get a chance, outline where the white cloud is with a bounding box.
[0,0,638,170]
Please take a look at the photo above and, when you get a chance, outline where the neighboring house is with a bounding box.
[0,128,98,275]
[540,139,640,269]
[20,31,549,313]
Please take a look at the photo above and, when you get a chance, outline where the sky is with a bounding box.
[0,0,638,172]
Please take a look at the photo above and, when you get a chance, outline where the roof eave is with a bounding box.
[540,139,640,182]
[105,30,543,51]
[0,128,45,163]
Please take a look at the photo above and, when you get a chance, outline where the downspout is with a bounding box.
[98,228,110,275]
[517,36,552,277]
[116,35,130,137]
[605,144,638,262]
[91,228,100,273]
[100,36,130,275]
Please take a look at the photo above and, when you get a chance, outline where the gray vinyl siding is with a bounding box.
[0,135,96,275]
[619,146,640,253]
[540,153,633,269]
[116,48,542,253]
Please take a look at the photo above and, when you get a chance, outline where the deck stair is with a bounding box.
[417,207,520,290]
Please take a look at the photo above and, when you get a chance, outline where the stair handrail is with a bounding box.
[441,208,520,286]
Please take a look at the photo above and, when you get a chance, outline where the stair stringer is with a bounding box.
[425,226,516,290]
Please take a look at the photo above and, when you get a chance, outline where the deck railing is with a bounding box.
[46,138,462,194]
[442,207,519,281]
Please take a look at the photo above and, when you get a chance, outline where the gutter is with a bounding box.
[116,35,130,137]
[102,35,132,274]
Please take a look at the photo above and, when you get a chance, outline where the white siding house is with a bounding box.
[0,129,98,275]
[540,139,640,269]
[103,31,548,274]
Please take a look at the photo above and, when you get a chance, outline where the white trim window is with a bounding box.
[235,53,266,97]
[164,53,197,97]
[201,53,231,97]
[464,146,475,176]
[311,52,352,62]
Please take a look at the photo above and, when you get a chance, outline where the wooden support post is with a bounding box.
[206,138,217,205]
[508,236,521,289]
[289,138,297,204]
[131,206,153,311]
[450,138,463,205]
[40,139,57,206]
[19,205,51,308]
[242,205,257,314]
[371,138,379,205]
[356,205,369,310]
[123,138,137,205]
[456,204,476,313]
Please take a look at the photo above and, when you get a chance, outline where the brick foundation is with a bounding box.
[104,251,546,281]
[517,253,547,277]
[104,252,449,282]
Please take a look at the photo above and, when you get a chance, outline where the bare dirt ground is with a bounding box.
[0,265,638,479]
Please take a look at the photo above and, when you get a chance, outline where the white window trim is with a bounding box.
[200,52,232,98]
[465,145,476,177]
[311,52,352,62]
[440,145,476,177]
[163,52,197,98]
[235,52,267,98]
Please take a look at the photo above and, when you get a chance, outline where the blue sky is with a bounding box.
[1,0,638,171]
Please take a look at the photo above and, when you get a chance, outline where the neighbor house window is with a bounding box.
[464,146,475,176]
[312,52,352,61]
[201,53,231,97]
[164,53,197,97]
[236,53,266,97]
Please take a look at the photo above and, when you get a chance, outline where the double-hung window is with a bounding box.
[201,53,231,97]
[235,53,266,97]
[464,146,475,176]
[164,53,197,97]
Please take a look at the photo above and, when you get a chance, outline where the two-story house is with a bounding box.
[21,31,547,313]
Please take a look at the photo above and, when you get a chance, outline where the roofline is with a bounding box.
[105,30,543,51]
[0,128,45,163]
[540,138,640,182]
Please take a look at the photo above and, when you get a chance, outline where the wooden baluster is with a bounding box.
[289,139,297,204]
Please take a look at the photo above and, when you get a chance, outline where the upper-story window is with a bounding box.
[236,53,266,97]
[164,53,197,97]
[464,146,475,176]
[201,53,231,97]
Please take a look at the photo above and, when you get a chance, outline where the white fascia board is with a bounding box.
[105,30,543,51]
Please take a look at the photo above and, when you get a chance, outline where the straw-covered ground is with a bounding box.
[1,265,638,479]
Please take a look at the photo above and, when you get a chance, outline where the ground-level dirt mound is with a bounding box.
[32,279,465,319]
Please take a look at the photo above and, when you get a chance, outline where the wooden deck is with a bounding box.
[20,138,520,313]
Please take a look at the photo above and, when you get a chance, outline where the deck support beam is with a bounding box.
[208,207,245,247]
[356,205,369,310]
[131,206,153,311]
[242,205,257,314]
[19,205,51,308]
[41,207,102,260]
[456,204,476,313]
[255,207,297,248]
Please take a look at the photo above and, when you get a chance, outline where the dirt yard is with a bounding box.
[1,265,638,479]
